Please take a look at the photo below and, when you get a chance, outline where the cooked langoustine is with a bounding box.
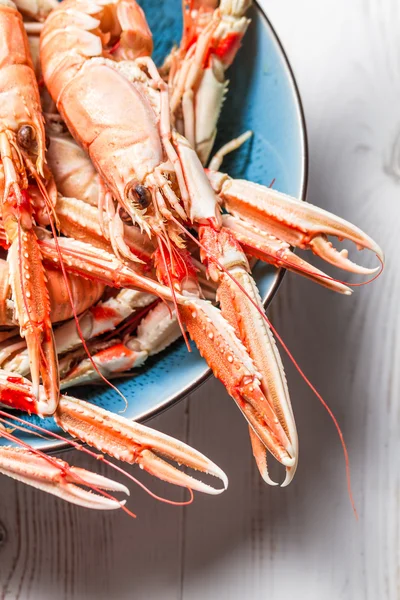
[0,241,230,507]
[0,0,61,410]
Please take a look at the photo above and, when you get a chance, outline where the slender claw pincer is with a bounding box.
[208,172,384,274]
[222,214,353,295]
[54,396,228,496]
[0,447,129,510]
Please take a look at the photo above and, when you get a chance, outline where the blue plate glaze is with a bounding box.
[2,1,307,451]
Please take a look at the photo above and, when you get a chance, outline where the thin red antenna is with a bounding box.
[0,417,53,441]
[98,460,194,507]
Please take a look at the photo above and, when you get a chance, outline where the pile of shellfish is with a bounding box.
[0,0,383,511]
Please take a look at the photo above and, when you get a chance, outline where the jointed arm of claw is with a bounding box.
[179,296,295,471]
[7,230,59,414]
[0,447,129,510]
[38,236,214,313]
[0,373,228,495]
[38,237,178,302]
[208,171,384,275]
[198,226,298,485]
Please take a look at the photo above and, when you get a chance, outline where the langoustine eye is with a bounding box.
[17,125,36,150]
[131,184,152,209]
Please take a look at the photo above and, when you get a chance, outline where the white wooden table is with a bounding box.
[0,0,397,598]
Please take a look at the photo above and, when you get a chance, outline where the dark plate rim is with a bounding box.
[48,0,309,454]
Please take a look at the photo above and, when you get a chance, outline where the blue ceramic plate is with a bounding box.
[2,0,307,452]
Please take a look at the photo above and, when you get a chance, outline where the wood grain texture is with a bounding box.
[0,0,398,598]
